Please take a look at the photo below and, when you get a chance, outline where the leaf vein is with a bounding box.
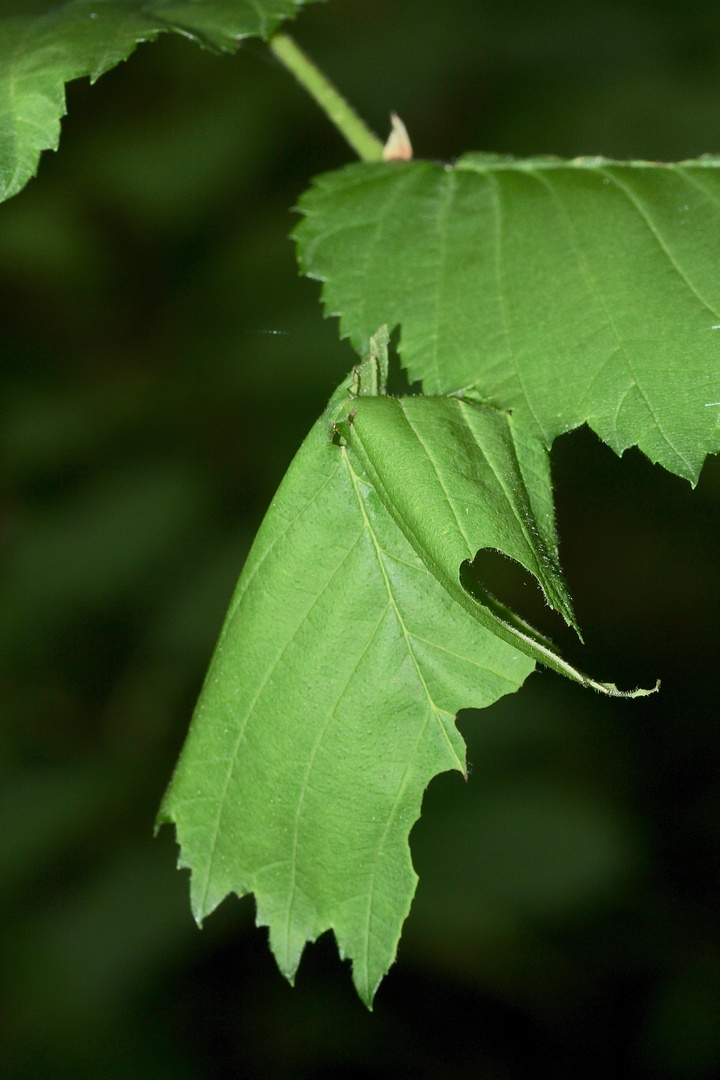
[600,167,720,321]
[397,399,475,553]
[672,165,720,212]
[345,450,467,996]
[533,168,693,470]
[406,631,520,683]
[198,524,367,915]
[226,455,343,625]
[281,599,391,960]
[485,171,549,439]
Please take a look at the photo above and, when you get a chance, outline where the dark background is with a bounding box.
[1,0,720,1076]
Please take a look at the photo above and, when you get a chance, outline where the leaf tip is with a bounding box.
[352,972,378,1011]
[590,677,660,698]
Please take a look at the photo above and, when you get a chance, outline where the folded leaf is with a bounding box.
[339,395,575,624]
[338,393,655,696]
[158,379,535,1007]
[295,156,720,483]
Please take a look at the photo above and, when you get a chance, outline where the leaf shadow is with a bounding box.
[461,548,573,644]
[385,325,422,397]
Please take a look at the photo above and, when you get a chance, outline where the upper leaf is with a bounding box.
[0,0,321,204]
[294,155,720,483]
[158,374,536,1007]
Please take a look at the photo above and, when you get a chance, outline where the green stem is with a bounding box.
[269,32,385,162]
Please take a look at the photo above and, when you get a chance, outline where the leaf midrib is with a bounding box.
[344,451,463,771]
[345,451,463,1001]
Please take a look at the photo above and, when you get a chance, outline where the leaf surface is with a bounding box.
[158,377,537,1006]
[0,0,320,204]
[295,155,720,483]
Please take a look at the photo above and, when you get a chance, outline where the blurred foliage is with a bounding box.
[1,0,719,1076]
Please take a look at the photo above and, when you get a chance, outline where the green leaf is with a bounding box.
[294,155,720,483]
[0,0,321,204]
[339,394,576,627]
[158,377,537,1007]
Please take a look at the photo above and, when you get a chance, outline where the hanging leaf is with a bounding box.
[158,372,553,1007]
